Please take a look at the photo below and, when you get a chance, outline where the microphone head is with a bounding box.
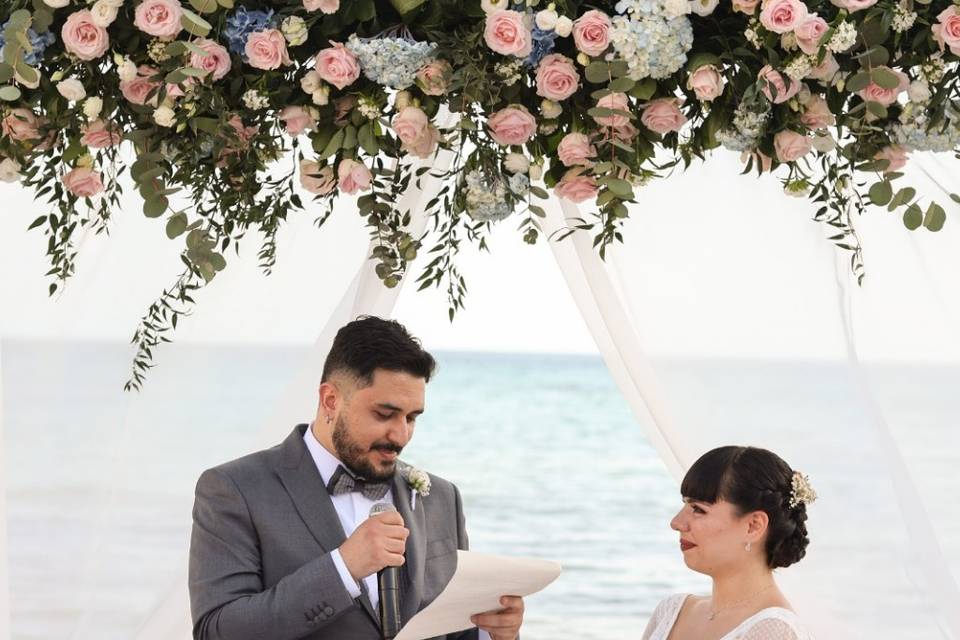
[369,502,397,518]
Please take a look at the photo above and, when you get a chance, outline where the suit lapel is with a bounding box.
[275,425,382,629]
[393,470,427,624]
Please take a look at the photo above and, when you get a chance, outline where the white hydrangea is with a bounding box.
[907,79,931,104]
[827,22,857,54]
[0,157,22,183]
[345,34,437,90]
[920,56,946,84]
[891,3,917,33]
[785,55,814,81]
[744,20,762,49]
[242,89,269,110]
[357,95,380,120]
[504,152,530,174]
[610,0,694,80]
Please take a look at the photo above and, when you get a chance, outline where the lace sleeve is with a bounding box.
[641,595,683,640]
[738,617,803,640]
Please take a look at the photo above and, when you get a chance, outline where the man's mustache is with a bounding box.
[371,442,403,455]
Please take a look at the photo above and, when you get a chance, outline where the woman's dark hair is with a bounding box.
[322,316,436,386]
[681,446,810,569]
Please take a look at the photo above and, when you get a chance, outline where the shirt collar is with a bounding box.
[303,422,344,486]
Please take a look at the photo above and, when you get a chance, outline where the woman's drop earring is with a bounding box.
[745,541,752,552]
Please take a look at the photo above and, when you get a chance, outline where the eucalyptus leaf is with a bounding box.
[0,63,13,83]
[0,84,21,102]
[845,72,872,93]
[585,62,610,84]
[180,8,212,37]
[870,67,901,90]
[903,203,922,230]
[923,202,946,232]
[165,213,188,239]
[865,101,888,119]
[189,0,219,14]
[143,195,169,218]
[868,180,892,206]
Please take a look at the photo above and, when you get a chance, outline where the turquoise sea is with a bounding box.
[2,341,959,639]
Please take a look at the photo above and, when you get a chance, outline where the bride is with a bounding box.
[642,446,816,640]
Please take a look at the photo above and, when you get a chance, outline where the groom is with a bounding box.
[189,316,524,640]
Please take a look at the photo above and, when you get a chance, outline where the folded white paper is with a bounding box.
[393,551,562,640]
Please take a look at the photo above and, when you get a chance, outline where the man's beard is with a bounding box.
[331,414,402,481]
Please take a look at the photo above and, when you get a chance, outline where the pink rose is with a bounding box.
[758,65,801,103]
[190,38,232,81]
[687,64,725,101]
[484,10,532,58]
[573,10,612,56]
[732,0,760,14]
[808,52,840,84]
[829,0,877,12]
[337,158,372,195]
[62,167,104,198]
[795,14,828,55]
[774,129,812,163]
[874,145,909,173]
[641,98,687,135]
[300,160,336,195]
[611,122,638,142]
[246,29,291,71]
[487,105,537,146]
[593,92,630,128]
[406,124,440,158]
[800,95,835,130]
[535,54,580,102]
[120,65,161,106]
[857,66,908,106]
[61,10,109,61]
[315,42,360,90]
[80,120,122,148]
[415,60,452,96]
[932,6,960,56]
[1,108,43,142]
[759,0,808,34]
[303,0,339,13]
[392,106,430,145]
[554,169,598,203]
[279,106,316,136]
[133,0,182,40]
[557,133,597,166]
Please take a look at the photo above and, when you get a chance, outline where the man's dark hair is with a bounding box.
[322,316,437,386]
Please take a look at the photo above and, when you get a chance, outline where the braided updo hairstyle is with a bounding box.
[680,446,810,569]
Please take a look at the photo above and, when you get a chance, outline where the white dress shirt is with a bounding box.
[303,427,492,640]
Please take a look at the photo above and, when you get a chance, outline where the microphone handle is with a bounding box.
[378,566,402,640]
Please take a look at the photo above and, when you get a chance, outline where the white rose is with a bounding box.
[541,99,562,119]
[504,152,530,174]
[689,0,719,16]
[91,0,119,26]
[394,90,413,110]
[153,105,176,128]
[529,162,544,181]
[555,16,573,37]
[118,58,137,82]
[56,78,87,101]
[535,8,559,30]
[281,15,308,47]
[43,0,70,7]
[300,70,322,94]
[907,80,931,104]
[311,86,330,106]
[480,0,509,14]
[83,96,103,120]
[0,158,22,183]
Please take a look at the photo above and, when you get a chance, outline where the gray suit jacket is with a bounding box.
[189,424,479,640]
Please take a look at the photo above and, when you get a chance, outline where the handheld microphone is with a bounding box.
[369,503,402,640]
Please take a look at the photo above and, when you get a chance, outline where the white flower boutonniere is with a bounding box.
[398,462,431,510]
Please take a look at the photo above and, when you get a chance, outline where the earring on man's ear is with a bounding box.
[325,414,333,425]
[745,541,752,552]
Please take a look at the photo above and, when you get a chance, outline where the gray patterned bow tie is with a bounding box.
[326,465,390,501]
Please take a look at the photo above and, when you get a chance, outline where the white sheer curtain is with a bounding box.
[541,149,960,640]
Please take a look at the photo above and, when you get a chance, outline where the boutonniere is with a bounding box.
[398,462,431,509]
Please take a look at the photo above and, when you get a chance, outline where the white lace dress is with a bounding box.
[641,594,813,640]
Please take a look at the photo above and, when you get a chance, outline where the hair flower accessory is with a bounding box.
[789,471,817,509]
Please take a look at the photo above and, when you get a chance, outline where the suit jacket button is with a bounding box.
[324,606,334,616]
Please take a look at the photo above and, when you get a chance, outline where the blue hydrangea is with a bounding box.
[345,34,436,90]
[524,26,558,68]
[609,0,693,80]
[224,7,275,57]
[891,104,960,153]
[0,21,56,66]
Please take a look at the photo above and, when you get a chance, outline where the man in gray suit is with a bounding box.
[189,316,524,640]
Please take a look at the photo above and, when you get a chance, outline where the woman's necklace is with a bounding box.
[708,583,776,621]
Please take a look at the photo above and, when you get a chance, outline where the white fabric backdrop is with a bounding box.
[540,148,960,639]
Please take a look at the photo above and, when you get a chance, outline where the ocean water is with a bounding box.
[1,341,959,639]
